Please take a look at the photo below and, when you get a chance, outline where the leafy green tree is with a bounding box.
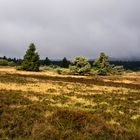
[21,43,40,71]
[69,56,91,75]
[61,57,69,68]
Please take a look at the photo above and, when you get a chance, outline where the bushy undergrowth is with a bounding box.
[0,59,16,66]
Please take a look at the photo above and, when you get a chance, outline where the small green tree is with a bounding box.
[69,56,91,75]
[61,57,69,68]
[93,52,124,75]
[93,52,109,69]
[21,43,40,71]
[93,52,110,75]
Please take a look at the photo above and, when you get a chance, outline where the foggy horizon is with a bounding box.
[0,0,140,59]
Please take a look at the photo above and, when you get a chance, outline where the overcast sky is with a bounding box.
[0,0,140,59]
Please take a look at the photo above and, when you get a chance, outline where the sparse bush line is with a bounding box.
[13,43,124,76]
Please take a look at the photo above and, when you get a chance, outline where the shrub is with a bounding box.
[49,65,59,69]
[111,66,124,75]
[56,68,63,74]
[8,61,16,66]
[0,59,8,66]
[97,68,108,75]
[0,59,16,67]
[69,56,91,75]
[16,66,23,71]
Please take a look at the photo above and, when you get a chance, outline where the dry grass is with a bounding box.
[0,67,140,140]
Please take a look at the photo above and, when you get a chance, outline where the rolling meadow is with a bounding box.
[0,67,140,140]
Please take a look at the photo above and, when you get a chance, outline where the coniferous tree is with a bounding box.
[62,57,69,68]
[21,43,40,71]
[69,56,91,75]
[44,57,51,66]
[93,52,124,75]
[3,56,7,60]
[93,52,110,75]
[93,52,109,69]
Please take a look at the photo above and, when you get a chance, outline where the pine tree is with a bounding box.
[93,52,109,69]
[93,52,124,75]
[22,43,40,71]
[62,57,69,68]
[69,56,91,75]
[44,57,51,66]
[93,52,110,75]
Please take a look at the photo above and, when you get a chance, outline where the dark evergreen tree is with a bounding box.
[62,57,69,68]
[44,57,51,66]
[21,43,40,71]
[3,56,7,60]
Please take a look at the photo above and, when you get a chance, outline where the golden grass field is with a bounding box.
[0,67,140,140]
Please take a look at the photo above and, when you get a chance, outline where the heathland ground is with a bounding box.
[0,67,140,140]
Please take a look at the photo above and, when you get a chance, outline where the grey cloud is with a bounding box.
[0,0,140,59]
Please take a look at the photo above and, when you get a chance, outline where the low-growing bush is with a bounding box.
[49,64,59,69]
[56,68,64,74]
[16,66,23,71]
[0,59,8,66]
[111,66,124,75]
[0,59,16,67]
[8,61,16,66]
[97,68,109,75]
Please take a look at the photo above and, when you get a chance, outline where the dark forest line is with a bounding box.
[0,55,140,71]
